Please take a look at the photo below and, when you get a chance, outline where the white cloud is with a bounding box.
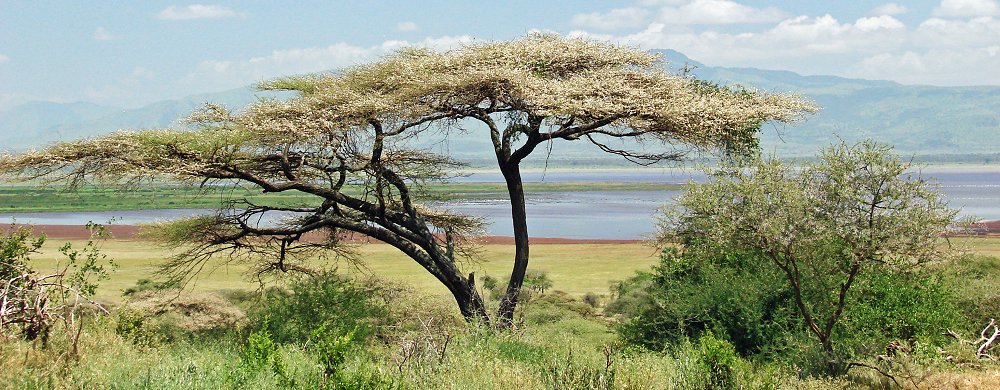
[854,15,905,31]
[657,0,786,25]
[917,16,1000,47]
[933,0,1000,17]
[182,36,474,92]
[595,14,907,62]
[397,21,419,32]
[853,46,1000,85]
[92,26,117,41]
[871,3,908,16]
[0,54,8,64]
[571,7,649,30]
[157,4,244,20]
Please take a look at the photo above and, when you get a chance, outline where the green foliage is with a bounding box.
[523,291,595,325]
[228,322,296,388]
[614,247,800,356]
[481,274,498,292]
[311,325,356,384]
[615,244,967,377]
[696,331,744,389]
[1,223,115,343]
[652,141,957,372]
[605,271,655,319]
[842,270,961,351]
[524,269,554,294]
[487,269,556,299]
[59,222,117,297]
[114,308,163,348]
[250,272,388,345]
[122,278,180,296]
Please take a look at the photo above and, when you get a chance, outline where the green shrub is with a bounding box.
[250,272,389,345]
[228,322,296,388]
[696,331,743,389]
[841,270,961,354]
[582,292,601,308]
[615,245,962,372]
[524,291,594,325]
[122,278,179,296]
[485,269,554,299]
[605,272,655,318]
[114,308,163,347]
[614,247,800,356]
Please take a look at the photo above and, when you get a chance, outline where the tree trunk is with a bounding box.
[451,281,490,323]
[425,249,491,324]
[497,163,530,327]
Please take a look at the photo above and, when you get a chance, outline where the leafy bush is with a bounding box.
[605,272,655,319]
[523,291,594,325]
[250,272,389,345]
[696,331,744,389]
[841,270,961,354]
[122,278,179,296]
[228,323,295,388]
[614,247,800,356]
[614,244,963,374]
[485,269,554,298]
[1,223,115,344]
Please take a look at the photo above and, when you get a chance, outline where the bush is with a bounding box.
[485,269,554,298]
[582,292,601,308]
[122,278,179,296]
[614,247,800,356]
[614,245,963,372]
[841,270,962,354]
[250,272,389,345]
[696,331,744,389]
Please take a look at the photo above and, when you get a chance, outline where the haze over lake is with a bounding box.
[4,167,999,240]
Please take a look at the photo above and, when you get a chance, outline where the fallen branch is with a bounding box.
[977,319,998,359]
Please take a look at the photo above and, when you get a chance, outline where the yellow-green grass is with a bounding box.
[28,235,1000,306]
[28,239,659,305]
[953,235,1000,257]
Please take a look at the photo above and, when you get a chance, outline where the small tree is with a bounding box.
[1,34,814,325]
[656,141,956,370]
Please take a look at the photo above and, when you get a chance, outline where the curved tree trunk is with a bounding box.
[497,163,529,327]
[436,257,491,323]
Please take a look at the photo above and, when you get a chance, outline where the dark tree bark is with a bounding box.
[497,162,529,326]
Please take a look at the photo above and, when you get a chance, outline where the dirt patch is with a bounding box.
[4,224,643,245]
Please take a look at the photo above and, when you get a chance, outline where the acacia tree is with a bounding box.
[0,35,813,325]
[656,141,956,367]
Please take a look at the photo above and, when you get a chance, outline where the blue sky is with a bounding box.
[2,1,998,111]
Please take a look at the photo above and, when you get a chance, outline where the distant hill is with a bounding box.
[0,87,274,151]
[3,51,998,161]
[655,50,1000,157]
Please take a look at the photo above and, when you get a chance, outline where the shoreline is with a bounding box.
[2,224,644,245]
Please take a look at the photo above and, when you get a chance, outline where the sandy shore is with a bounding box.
[2,224,643,245]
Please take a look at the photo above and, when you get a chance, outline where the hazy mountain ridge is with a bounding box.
[657,50,1000,157]
[3,51,998,160]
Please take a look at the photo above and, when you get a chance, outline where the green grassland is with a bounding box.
[7,236,1000,388]
[0,181,681,213]
[28,239,659,305]
[28,235,1000,308]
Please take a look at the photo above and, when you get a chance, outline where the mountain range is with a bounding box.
[2,50,998,162]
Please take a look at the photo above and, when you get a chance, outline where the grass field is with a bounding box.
[28,239,661,305]
[12,235,1000,389]
[28,235,1000,306]
[0,181,682,213]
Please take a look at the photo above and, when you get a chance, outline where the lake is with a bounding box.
[2,167,998,239]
